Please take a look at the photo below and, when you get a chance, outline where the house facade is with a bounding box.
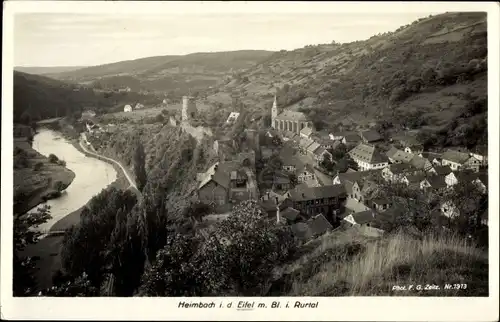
[286,184,346,220]
[348,143,389,171]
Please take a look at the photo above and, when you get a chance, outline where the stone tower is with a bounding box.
[271,94,279,129]
[182,96,197,122]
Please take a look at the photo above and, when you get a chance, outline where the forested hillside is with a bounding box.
[13,71,161,124]
[204,12,487,150]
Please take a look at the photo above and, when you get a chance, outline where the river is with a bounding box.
[30,128,117,232]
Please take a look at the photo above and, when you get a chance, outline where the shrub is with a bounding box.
[48,154,59,163]
[33,162,44,171]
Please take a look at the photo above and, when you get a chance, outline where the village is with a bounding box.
[80,92,488,244]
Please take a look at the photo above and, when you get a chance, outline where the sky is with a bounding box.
[14,11,440,67]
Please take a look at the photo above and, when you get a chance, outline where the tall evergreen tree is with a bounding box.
[133,140,147,192]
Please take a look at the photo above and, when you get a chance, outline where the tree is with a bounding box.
[60,188,138,290]
[140,201,296,296]
[53,180,65,191]
[48,154,59,163]
[139,233,201,296]
[320,153,335,172]
[133,140,147,192]
[43,272,99,297]
[13,205,52,296]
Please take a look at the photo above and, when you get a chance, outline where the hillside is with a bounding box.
[269,226,488,296]
[14,66,87,75]
[46,50,274,96]
[13,71,161,124]
[203,12,487,150]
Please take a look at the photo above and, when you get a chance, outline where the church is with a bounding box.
[271,95,313,134]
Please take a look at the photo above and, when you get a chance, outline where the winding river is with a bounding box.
[30,129,117,232]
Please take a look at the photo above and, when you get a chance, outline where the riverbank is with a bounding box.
[49,137,138,232]
[14,137,76,215]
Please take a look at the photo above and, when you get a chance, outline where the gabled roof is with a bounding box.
[345,198,370,213]
[386,163,415,174]
[404,173,426,184]
[343,133,361,142]
[307,142,321,153]
[349,143,388,164]
[337,169,379,184]
[434,165,452,176]
[288,184,345,201]
[313,146,327,156]
[410,155,431,170]
[281,207,300,221]
[425,175,447,190]
[386,147,414,163]
[277,110,308,122]
[308,214,333,236]
[330,131,355,138]
[299,137,315,149]
[198,161,239,189]
[442,149,470,164]
[300,127,313,136]
[360,130,382,142]
[351,210,377,225]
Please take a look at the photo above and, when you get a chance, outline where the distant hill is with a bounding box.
[204,12,487,150]
[46,50,274,96]
[14,66,87,75]
[13,71,161,124]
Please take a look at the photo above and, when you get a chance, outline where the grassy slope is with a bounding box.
[204,12,487,136]
[271,226,488,296]
[13,127,76,215]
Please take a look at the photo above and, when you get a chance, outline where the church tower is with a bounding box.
[271,94,279,128]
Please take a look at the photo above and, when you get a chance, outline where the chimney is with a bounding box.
[276,206,280,224]
[267,191,270,200]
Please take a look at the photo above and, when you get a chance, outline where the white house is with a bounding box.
[445,172,458,187]
[124,104,133,112]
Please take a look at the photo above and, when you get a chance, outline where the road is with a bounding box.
[79,134,137,190]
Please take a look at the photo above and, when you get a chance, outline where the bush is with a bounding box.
[48,154,59,163]
[33,162,44,171]
[57,160,67,167]
[53,180,66,191]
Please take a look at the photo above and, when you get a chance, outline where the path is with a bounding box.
[79,134,137,190]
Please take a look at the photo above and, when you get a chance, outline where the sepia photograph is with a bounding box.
[2,1,498,321]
